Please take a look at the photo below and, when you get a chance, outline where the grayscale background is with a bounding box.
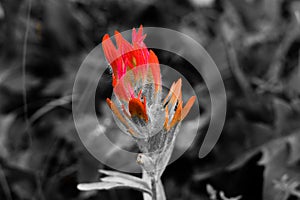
[0,0,300,200]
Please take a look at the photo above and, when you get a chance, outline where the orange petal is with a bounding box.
[163,82,176,105]
[164,107,169,130]
[128,98,149,122]
[169,100,183,129]
[169,79,182,106]
[106,98,130,130]
[112,74,117,87]
[181,96,196,120]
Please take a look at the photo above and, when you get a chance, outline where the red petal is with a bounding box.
[149,50,161,93]
[102,34,117,69]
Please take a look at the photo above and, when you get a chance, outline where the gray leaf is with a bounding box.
[77,170,152,195]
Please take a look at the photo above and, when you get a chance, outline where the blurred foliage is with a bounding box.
[0,0,300,199]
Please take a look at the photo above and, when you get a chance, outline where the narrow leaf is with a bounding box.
[78,180,151,195]
[99,169,150,188]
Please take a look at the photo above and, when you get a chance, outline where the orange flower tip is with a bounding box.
[136,25,144,35]
[112,75,117,87]
[128,97,149,122]
[186,96,196,108]
[169,79,182,106]
[176,79,182,92]
[163,82,175,105]
[114,30,120,35]
[176,79,182,91]
[190,96,196,103]
[102,34,110,42]
[106,98,112,106]
[181,96,196,120]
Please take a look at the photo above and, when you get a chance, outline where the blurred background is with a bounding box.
[1,0,300,199]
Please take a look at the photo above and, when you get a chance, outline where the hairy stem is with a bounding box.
[151,176,157,200]
[142,169,166,200]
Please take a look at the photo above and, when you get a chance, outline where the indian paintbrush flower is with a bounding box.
[103,25,196,179]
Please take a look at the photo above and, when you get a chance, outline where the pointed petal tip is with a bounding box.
[137,24,143,33]
[181,96,197,120]
[114,30,121,36]
[106,98,112,107]
[102,34,110,42]
[177,78,182,86]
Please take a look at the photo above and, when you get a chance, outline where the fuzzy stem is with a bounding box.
[151,176,157,200]
[142,169,166,200]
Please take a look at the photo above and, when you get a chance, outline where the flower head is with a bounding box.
[103,26,196,175]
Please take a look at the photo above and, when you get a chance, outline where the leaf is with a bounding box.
[258,139,285,166]
[0,115,15,158]
[206,184,217,200]
[286,133,300,165]
[206,184,242,200]
[262,0,283,22]
[0,2,4,19]
[188,0,215,8]
[273,98,293,134]
[219,191,242,200]
[273,174,300,199]
[44,0,79,53]
[0,65,40,93]
[78,182,125,190]
[29,95,73,124]
[260,130,300,200]
[99,170,149,188]
[286,44,300,95]
[78,170,151,195]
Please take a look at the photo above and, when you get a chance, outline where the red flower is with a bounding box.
[102,25,161,94]
[103,26,195,134]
